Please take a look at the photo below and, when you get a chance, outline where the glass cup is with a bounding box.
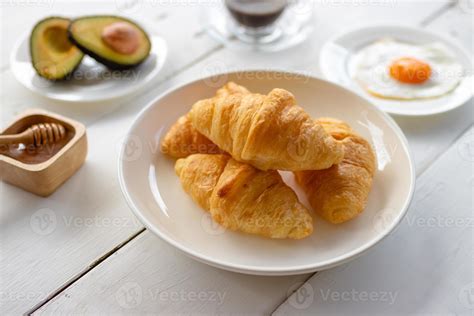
[225,0,289,44]
[203,0,314,51]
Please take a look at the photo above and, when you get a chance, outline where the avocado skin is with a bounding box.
[68,16,151,70]
[30,16,84,80]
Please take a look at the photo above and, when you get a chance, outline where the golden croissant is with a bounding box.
[160,115,222,158]
[161,82,249,158]
[188,87,344,171]
[175,154,314,239]
[294,118,376,224]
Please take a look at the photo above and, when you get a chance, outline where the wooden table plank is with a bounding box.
[426,1,474,53]
[33,232,312,315]
[394,1,474,174]
[28,2,463,314]
[0,2,221,314]
[274,125,474,315]
[274,3,474,313]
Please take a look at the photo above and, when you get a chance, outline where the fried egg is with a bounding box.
[350,39,463,100]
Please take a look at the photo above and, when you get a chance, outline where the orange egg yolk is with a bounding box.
[389,57,432,84]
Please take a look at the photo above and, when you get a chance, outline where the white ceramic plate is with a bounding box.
[10,32,167,102]
[320,25,473,116]
[118,70,415,275]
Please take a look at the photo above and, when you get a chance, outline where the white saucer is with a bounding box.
[203,1,314,52]
[10,32,167,102]
[320,25,473,116]
[118,70,415,275]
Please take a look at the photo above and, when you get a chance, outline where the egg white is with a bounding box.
[350,39,464,100]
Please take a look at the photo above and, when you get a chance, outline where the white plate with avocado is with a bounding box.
[10,16,167,102]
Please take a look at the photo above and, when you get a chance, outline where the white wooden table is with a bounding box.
[1,0,473,314]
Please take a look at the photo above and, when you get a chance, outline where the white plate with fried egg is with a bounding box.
[320,25,473,116]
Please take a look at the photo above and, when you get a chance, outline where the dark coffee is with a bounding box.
[225,0,288,28]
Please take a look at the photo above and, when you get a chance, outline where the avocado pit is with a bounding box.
[68,16,151,69]
[101,22,139,55]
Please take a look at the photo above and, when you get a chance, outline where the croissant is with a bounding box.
[294,118,376,224]
[188,87,344,171]
[161,82,249,158]
[175,154,314,239]
[214,81,250,97]
[160,115,222,158]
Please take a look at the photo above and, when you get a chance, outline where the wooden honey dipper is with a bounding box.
[0,122,67,147]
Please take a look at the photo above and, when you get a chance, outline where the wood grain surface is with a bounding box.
[0,0,472,315]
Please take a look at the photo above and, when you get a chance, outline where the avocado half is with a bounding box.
[30,17,84,80]
[68,16,151,70]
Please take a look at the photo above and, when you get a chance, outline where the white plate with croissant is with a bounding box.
[119,70,415,275]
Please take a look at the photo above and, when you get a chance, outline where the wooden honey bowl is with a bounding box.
[0,109,87,196]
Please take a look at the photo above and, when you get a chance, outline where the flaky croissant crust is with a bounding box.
[175,154,313,239]
[161,82,250,159]
[295,118,376,224]
[189,87,344,171]
[161,115,222,158]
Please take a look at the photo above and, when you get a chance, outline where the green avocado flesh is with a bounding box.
[69,16,151,70]
[30,17,84,80]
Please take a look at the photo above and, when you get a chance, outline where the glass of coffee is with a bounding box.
[225,0,288,43]
[203,0,314,51]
